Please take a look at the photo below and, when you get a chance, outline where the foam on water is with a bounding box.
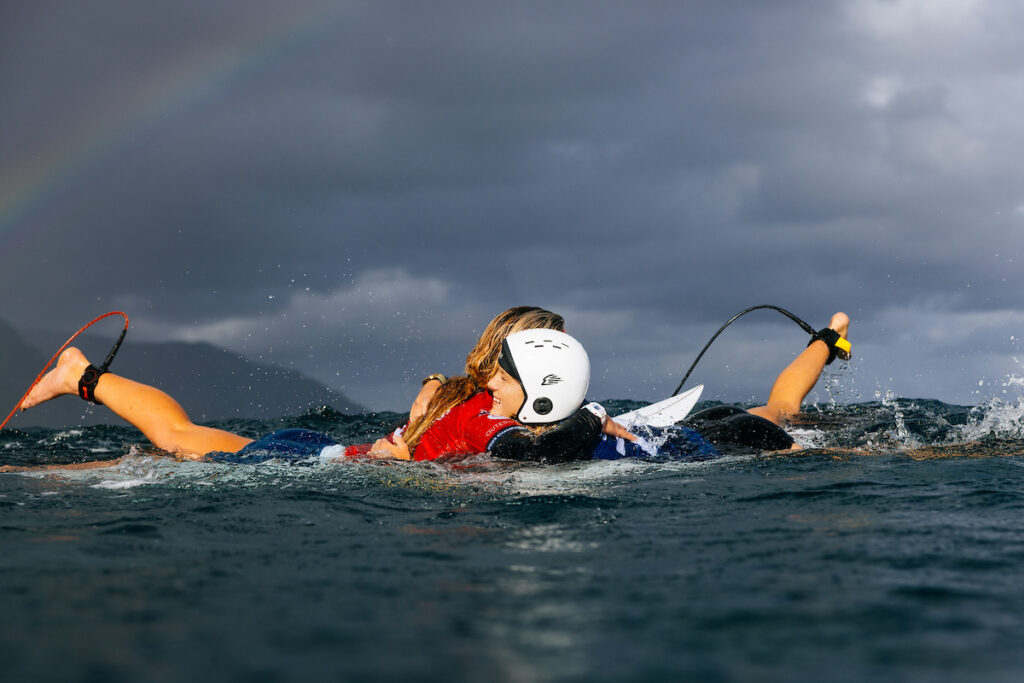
[961,396,1024,441]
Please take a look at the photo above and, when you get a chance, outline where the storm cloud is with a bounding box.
[3,0,1023,410]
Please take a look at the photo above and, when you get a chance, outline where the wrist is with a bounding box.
[582,402,607,424]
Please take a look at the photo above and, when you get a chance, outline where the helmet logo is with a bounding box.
[541,374,562,386]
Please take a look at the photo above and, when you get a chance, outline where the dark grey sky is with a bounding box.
[3,0,1023,410]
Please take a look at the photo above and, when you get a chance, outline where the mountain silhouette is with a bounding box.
[0,318,365,429]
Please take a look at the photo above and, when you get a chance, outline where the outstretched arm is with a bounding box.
[489,406,604,463]
[603,418,637,442]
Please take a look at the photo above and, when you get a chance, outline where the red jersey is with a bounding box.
[413,392,524,461]
[341,392,523,461]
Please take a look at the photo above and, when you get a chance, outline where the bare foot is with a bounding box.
[829,312,850,339]
[19,347,91,410]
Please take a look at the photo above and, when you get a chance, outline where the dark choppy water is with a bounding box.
[3,397,1024,682]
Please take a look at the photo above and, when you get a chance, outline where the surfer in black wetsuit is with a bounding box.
[406,311,851,457]
[680,311,851,454]
[380,310,851,461]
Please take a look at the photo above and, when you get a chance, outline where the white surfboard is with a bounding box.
[613,385,704,428]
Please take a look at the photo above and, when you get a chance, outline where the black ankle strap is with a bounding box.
[78,364,107,404]
[807,327,852,365]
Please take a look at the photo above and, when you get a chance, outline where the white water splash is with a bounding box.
[955,364,1024,440]
[880,389,920,448]
[90,450,165,489]
[1002,373,1024,389]
[788,427,827,450]
[961,396,1024,441]
[92,476,159,490]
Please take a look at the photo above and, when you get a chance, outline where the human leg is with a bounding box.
[747,312,849,426]
[20,348,253,459]
[684,405,795,452]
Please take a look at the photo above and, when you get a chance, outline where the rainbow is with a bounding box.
[0,7,340,248]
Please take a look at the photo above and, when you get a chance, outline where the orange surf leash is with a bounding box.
[0,311,129,433]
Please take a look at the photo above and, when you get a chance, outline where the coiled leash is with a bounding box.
[672,305,851,396]
[0,312,129,432]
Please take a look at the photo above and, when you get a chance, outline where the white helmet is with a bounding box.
[497,330,590,424]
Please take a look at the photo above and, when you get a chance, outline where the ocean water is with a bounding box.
[3,397,1024,682]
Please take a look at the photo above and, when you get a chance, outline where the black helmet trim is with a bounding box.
[498,339,522,384]
[497,338,526,416]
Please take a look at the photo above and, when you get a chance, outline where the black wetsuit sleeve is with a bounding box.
[488,407,603,463]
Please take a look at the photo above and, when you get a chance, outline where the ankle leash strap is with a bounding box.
[808,328,852,365]
[78,364,108,404]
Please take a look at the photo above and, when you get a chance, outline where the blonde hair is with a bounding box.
[465,306,565,387]
[403,306,565,452]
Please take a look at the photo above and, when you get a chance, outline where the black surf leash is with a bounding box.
[671,305,851,396]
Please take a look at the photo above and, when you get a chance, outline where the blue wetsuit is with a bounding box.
[592,426,719,461]
[205,424,719,464]
[203,404,788,464]
[206,429,340,464]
